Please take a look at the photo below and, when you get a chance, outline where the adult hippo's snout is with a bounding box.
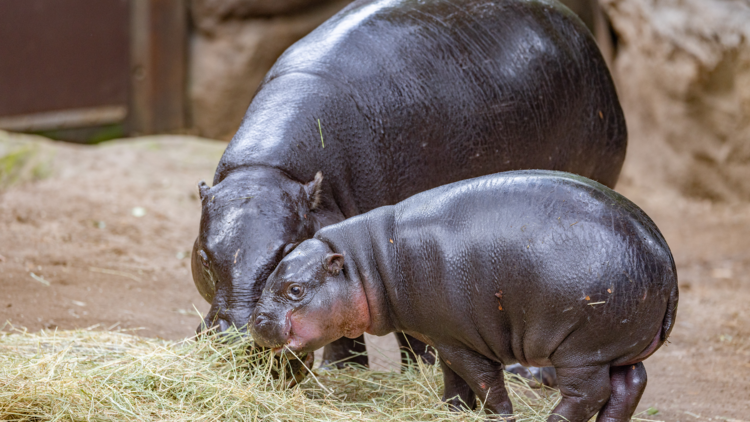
[196,315,232,335]
[192,239,253,338]
[194,302,253,339]
[191,236,258,339]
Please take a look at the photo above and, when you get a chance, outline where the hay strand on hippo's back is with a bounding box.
[0,328,560,421]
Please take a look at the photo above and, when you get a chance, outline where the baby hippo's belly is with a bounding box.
[403,232,673,369]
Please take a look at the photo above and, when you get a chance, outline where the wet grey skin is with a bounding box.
[192,0,628,371]
[252,171,678,422]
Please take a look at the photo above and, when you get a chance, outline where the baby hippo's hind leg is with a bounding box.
[596,363,647,422]
[549,365,612,422]
[438,346,513,417]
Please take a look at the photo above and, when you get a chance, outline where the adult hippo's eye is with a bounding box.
[286,284,304,300]
[199,250,210,269]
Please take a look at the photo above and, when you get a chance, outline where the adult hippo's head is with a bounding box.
[191,168,330,337]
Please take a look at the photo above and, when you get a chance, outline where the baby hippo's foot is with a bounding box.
[438,346,513,419]
[547,363,648,422]
[596,363,647,422]
[548,365,613,422]
[505,364,558,388]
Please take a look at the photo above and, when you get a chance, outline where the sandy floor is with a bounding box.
[1,132,748,421]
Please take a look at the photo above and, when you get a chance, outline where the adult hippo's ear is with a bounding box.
[304,171,324,210]
[198,181,211,201]
[323,253,344,276]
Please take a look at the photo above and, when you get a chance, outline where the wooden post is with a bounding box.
[129,0,187,135]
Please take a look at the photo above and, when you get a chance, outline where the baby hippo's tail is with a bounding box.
[660,276,679,343]
[616,268,679,367]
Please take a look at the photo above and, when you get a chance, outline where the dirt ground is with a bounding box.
[1,131,748,421]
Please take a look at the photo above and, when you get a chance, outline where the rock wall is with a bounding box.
[189,0,349,140]
[603,0,750,202]
[192,0,335,32]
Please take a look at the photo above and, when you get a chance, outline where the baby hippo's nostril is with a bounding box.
[254,315,266,328]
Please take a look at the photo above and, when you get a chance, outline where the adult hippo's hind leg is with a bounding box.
[321,335,368,368]
[396,332,437,366]
[596,363,647,422]
[548,365,612,422]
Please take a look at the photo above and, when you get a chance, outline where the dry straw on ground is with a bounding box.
[2,326,645,421]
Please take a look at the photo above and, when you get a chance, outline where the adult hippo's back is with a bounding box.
[192,0,627,366]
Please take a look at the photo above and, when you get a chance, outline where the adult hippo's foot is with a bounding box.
[505,364,558,388]
[271,351,315,388]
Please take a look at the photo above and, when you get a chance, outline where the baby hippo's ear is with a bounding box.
[323,253,344,276]
[304,171,324,210]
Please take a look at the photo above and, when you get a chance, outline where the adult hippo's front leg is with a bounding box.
[321,335,368,367]
[322,327,436,368]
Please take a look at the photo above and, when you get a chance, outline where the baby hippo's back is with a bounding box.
[391,170,677,368]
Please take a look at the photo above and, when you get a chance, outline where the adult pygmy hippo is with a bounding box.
[192,0,628,368]
[252,170,678,422]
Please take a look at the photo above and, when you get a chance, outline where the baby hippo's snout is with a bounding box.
[251,306,291,350]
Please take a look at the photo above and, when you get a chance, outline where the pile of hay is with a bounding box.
[0,327,561,421]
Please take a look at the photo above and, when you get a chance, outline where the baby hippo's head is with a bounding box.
[251,238,369,354]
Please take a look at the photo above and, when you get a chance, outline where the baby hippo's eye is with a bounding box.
[286,284,304,299]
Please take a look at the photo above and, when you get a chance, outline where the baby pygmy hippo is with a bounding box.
[251,170,678,422]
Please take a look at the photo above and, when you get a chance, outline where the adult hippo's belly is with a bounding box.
[191,0,627,368]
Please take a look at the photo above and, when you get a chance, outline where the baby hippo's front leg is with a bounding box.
[440,359,476,411]
[438,345,513,418]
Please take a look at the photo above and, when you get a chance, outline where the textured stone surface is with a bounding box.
[189,0,349,140]
[191,0,334,34]
[604,0,750,202]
